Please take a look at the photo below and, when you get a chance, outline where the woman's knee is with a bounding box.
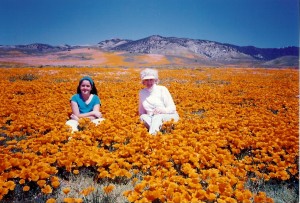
[172,114,179,122]
[66,120,79,132]
[140,114,151,129]
[163,114,179,122]
[140,114,151,123]
[92,118,105,125]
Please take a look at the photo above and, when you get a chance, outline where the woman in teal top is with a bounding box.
[66,76,104,132]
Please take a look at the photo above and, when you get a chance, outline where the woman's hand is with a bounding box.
[70,111,102,121]
[93,111,102,118]
[70,114,79,121]
[153,107,167,115]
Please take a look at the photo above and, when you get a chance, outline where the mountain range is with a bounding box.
[0,35,298,68]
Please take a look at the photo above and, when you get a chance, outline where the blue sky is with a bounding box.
[0,0,299,48]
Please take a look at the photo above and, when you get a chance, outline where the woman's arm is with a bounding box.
[163,87,176,113]
[153,87,176,114]
[138,92,147,115]
[70,101,101,120]
[92,104,102,119]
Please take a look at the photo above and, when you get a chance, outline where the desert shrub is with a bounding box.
[9,73,38,82]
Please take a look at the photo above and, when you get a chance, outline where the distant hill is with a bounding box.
[0,43,71,56]
[98,38,133,49]
[231,45,299,60]
[261,56,300,67]
[98,35,299,64]
[0,35,298,67]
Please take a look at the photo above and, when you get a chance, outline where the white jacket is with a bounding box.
[139,84,177,115]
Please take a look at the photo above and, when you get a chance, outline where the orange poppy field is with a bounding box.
[0,67,298,203]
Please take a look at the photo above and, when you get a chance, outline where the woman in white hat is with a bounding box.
[138,68,179,135]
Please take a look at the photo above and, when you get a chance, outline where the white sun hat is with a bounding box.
[140,68,158,80]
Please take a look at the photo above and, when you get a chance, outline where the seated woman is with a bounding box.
[66,76,104,132]
[138,68,179,135]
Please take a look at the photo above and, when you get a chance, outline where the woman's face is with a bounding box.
[80,80,92,95]
[142,79,155,89]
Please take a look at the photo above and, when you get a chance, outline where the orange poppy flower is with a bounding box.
[126,191,140,202]
[207,184,219,193]
[50,176,59,182]
[103,185,115,194]
[206,193,216,201]
[171,192,182,203]
[41,185,52,194]
[62,187,71,195]
[46,198,56,203]
[51,180,60,188]
[19,179,25,184]
[4,181,15,191]
[23,186,30,192]
[74,198,83,203]
[81,186,94,196]
[37,180,46,188]
[254,192,274,203]
[63,198,75,203]
[39,171,50,180]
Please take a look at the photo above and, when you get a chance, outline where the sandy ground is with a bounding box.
[1,48,282,68]
[0,48,108,66]
[0,48,175,67]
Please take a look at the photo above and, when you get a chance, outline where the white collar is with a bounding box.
[146,84,156,92]
[84,94,94,105]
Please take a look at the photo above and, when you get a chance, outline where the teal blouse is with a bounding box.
[71,94,101,113]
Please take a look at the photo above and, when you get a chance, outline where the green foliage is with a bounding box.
[9,73,38,82]
[246,177,299,203]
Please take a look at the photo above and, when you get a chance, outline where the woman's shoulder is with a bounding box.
[139,88,148,94]
[71,94,80,100]
[92,94,100,98]
[156,85,168,91]
[91,94,101,103]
